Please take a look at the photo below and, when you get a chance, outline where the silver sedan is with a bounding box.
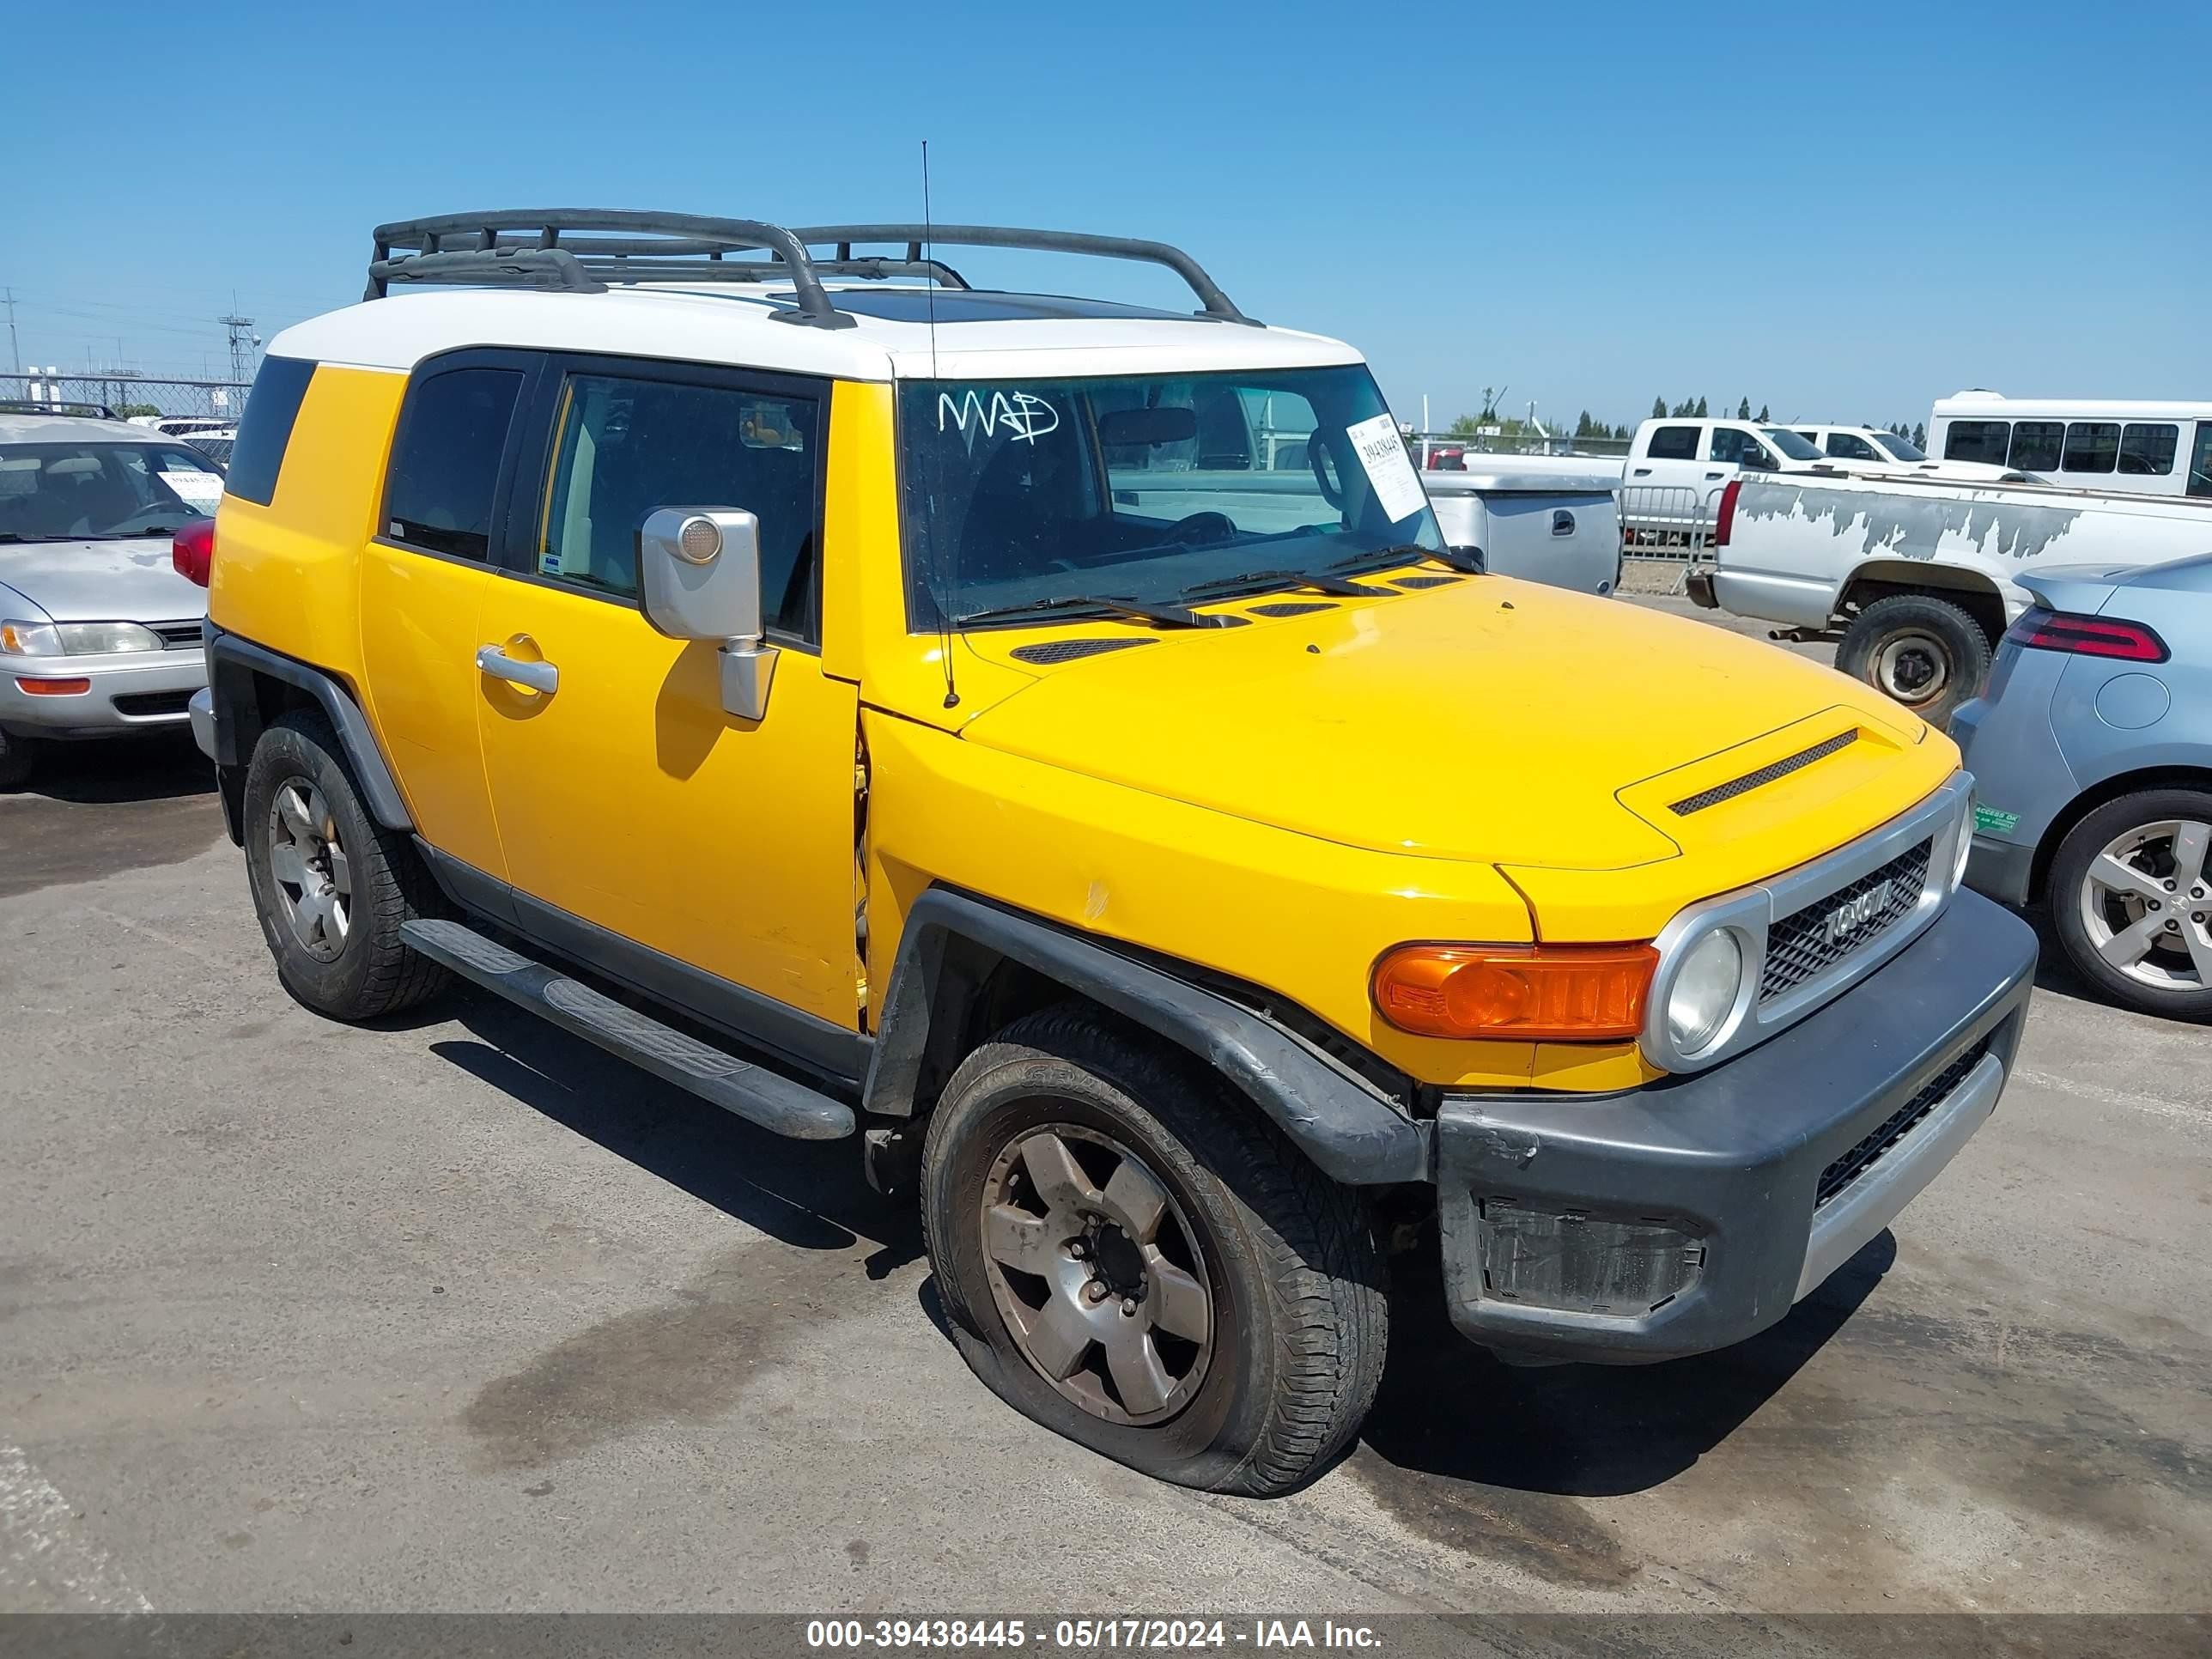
[0,410,223,787]
[1953,552,2212,1019]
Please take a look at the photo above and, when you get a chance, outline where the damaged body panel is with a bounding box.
[1714,472,2212,635]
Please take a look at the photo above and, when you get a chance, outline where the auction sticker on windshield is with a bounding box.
[1344,413,1427,523]
[161,468,224,509]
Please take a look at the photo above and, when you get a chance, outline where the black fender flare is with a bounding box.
[206,629,413,832]
[862,888,1431,1186]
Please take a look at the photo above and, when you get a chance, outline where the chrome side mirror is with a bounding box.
[637,507,777,720]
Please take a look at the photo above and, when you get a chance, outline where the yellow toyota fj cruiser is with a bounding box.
[188,210,2035,1495]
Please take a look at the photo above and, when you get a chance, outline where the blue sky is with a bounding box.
[9,3,2206,432]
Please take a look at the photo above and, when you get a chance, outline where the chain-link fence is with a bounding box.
[1,374,253,424]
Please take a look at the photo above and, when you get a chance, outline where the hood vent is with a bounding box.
[1247,601,1334,617]
[1394,574,1462,588]
[1670,730,1859,816]
[1009,637,1159,666]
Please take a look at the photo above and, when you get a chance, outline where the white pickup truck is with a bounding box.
[1619,416,1832,549]
[1690,471,2212,723]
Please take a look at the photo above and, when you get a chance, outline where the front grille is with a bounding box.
[1816,1036,1990,1208]
[1007,637,1157,666]
[1759,839,1931,1002]
[112,690,194,718]
[154,622,204,650]
[1246,601,1334,617]
[1671,731,1858,816]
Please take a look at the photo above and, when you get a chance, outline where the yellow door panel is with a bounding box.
[357,547,502,876]
[475,581,862,1030]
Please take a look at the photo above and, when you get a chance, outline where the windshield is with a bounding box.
[896,365,1442,627]
[1874,432,1927,461]
[0,441,224,543]
[1762,427,1824,461]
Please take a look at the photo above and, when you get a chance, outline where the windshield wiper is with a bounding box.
[954,593,1230,630]
[1179,567,1388,602]
[1328,543,1486,576]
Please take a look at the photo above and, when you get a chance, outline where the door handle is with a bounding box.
[1705,471,1724,479]
[476,643,559,695]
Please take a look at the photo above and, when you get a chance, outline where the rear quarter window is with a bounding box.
[223,356,317,506]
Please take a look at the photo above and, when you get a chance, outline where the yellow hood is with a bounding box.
[957,578,1943,876]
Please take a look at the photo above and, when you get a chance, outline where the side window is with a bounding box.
[535,374,823,642]
[2061,421,2120,474]
[1647,425,1700,460]
[224,356,317,507]
[1826,433,1879,460]
[1945,420,2010,465]
[2190,424,2212,499]
[2008,421,2063,471]
[2118,422,2179,477]
[1710,427,1770,466]
[384,368,525,560]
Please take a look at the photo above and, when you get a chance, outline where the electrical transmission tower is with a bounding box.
[218,313,260,383]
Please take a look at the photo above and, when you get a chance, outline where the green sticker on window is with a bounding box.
[1975,804,2021,836]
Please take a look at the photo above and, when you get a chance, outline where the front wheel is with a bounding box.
[921,1006,1388,1496]
[0,729,40,790]
[1836,592,1993,728]
[2050,790,2212,1021]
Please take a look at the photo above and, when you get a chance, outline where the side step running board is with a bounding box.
[400,919,855,1140]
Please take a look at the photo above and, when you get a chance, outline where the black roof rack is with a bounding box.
[367,210,1255,327]
[0,399,118,420]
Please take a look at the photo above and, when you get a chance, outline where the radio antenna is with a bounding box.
[924,140,960,710]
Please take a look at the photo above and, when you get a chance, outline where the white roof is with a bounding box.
[0,412,179,444]
[1933,392,2212,419]
[267,283,1366,383]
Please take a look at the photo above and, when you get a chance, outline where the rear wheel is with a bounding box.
[921,1006,1387,1496]
[2051,790,2212,1021]
[1837,592,1992,728]
[243,709,449,1020]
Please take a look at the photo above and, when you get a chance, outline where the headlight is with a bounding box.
[1953,793,1976,891]
[1667,928,1744,1054]
[0,618,164,656]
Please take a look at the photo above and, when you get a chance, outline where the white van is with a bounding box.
[1928,392,2212,499]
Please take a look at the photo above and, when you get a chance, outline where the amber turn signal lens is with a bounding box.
[15,677,93,696]
[1371,942,1658,1041]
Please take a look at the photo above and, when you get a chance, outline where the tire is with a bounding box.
[2049,789,2212,1021]
[921,1004,1388,1497]
[0,729,37,790]
[1836,592,1993,728]
[243,708,449,1020]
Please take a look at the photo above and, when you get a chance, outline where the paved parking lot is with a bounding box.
[2,605,2207,1618]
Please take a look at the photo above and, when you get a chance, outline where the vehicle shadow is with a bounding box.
[419,987,1892,1501]
[6,729,215,805]
[1358,1229,1895,1498]
[426,993,924,1279]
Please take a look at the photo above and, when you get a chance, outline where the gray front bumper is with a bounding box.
[0,650,208,738]
[1433,890,2037,1364]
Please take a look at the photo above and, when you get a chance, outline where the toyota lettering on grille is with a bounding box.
[1823,878,1896,945]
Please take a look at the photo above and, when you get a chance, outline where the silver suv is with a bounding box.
[0,406,224,787]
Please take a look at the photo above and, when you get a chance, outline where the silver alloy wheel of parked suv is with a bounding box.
[266,778,354,963]
[981,1123,1214,1426]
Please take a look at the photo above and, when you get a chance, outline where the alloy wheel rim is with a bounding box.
[980,1121,1213,1426]
[267,778,352,963]
[1872,629,1949,703]
[2079,818,2212,992]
